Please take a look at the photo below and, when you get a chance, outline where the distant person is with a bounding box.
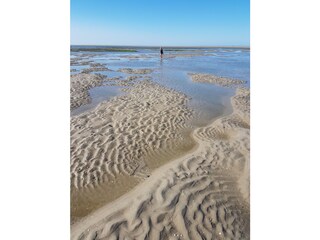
[160,47,164,58]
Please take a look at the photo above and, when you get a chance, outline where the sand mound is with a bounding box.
[71,60,94,66]
[70,73,105,110]
[118,68,154,74]
[189,73,246,87]
[81,67,112,74]
[71,88,250,240]
[70,54,103,66]
[103,76,148,87]
[89,63,108,68]
[77,62,114,74]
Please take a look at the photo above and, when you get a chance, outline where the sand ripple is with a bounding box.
[81,67,113,74]
[118,68,154,74]
[71,88,250,240]
[189,73,247,88]
[71,80,194,189]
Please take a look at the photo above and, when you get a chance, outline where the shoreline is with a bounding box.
[71,45,250,49]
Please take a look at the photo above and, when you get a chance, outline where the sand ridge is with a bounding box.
[89,62,109,68]
[70,53,105,66]
[81,67,113,74]
[118,68,154,74]
[103,76,144,87]
[71,86,250,240]
[80,62,114,74]
[189,73,247,88]
[71,60,94,66]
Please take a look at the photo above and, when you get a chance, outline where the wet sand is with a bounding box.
[71,74,196,222]
[70,72,250,239]
[70,73,105,110]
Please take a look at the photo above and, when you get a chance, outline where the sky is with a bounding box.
[71,0,250,46]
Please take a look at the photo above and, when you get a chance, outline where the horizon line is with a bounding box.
[70,44,250,49]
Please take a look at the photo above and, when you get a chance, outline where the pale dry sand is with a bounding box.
[81,67,113,74]
[118,68,154,74]
[89,63,108,68]
[189,73,247,88]
[71,60,94,66]
[71,79,195,221]
[103,76,150,87]
[70,53,103,66]
[80,63,114,74]
[70,73,106,110]
[71,77,250,240]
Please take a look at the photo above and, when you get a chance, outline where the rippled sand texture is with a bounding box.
[189,73,247,88]
[118,68,154,74]
[71,87,250,240]
[70,73,105,110]
[71,80,195,221]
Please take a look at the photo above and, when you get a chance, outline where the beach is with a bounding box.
[70,47,250,239]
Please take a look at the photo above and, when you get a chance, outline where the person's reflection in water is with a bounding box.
[160,55,163,81]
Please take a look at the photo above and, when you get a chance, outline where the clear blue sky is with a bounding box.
[71,0,249,46]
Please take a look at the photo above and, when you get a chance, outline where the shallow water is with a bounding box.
[152,64,234,127]
[70,47,250,122]
[71,85,123,116]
